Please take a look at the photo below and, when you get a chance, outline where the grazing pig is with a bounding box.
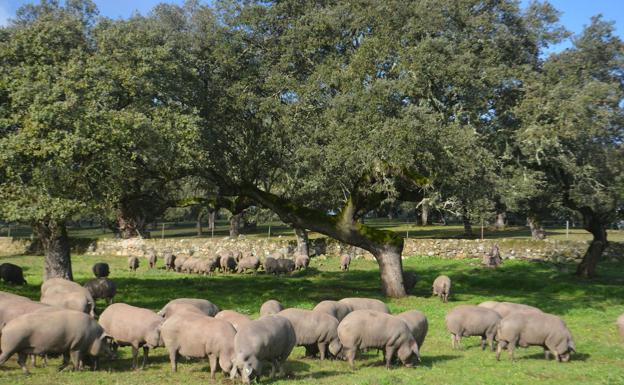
[478,301,542,318]
[295,254,310,270]
[215,310,252,331]
[128,256,139,272]
[0,299,50,331]
[397,310,428,349]
[206,256,221,275]
[276,258,295,274]
[263,257,279,275]
[259,300,283,316]
[161,311,236,379]
[432,275,451,302]
[445,305,501,351]
[496,312,576,362]
[0,291,30,302]
[617,314,624,340]
[313,300,351,322]
[158,298,220,318]
[147,250,157,269]
[92,262,110,278]
[164,251,176,271]
[0,263,27,285]
[99,303,163,369]
[40,278,95,318]
[83,278,117,304]
[403,272,417,294]
[231,315,296,384]
[220,255,237,273]
[337,310,420,369]
[236,256,260,274]
[0,309,113,373]
[340,254,351,271]
[181,257,198,273]
[174,255,187,272]
[339,297,390,314]
[278,308,342,360]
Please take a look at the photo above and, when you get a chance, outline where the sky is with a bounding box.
[0,0,623,53]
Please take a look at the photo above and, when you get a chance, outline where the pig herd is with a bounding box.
[0,262,623,383]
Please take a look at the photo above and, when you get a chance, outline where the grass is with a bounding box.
[4,219,624,242]
[0,253,623,385]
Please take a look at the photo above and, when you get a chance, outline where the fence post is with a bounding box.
[7,225,10,238]
[406,230,409,239]
[566,220,569,239]
[268,224,271,238]
[161,223,165,239]
[481,218,484,240]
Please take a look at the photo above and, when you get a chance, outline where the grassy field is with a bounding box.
[3,219,624,242]
[0,254,623,385]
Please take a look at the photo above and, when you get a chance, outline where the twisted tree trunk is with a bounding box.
[294,227,309,257]
[527,216,546,240]
[576,211,608,278]
[196,211,203,236]
[229,213,242,237]
[34,220,73,281]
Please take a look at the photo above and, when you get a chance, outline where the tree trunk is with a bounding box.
[373,243,406,298]
[34,220,73,281]
[208,210,216,233]
[229,213,242,237]
[420,202,429,226]
[495,211,506,230]
[576,212,608,278]
[527,216,546,240]
[462,214,473,237]
[294,227,309,257]
[117,208,148,239]
[196,211,203,236]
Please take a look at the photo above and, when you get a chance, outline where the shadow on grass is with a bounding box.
[520,352,591,362]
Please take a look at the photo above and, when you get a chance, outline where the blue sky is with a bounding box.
[0,0,622,53]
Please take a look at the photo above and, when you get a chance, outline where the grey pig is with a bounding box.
[92,262,110,278]
[478,301,542,318]
[158,298,220,318]
[259,300,283,316]
[236,256,260,273]
[0,309,113,373]
[147,250,157,269]
[340,254,351,271]
[263,257,279,274]
[173,255,187,272]
[99,303,164,369]
[83,278,116,305]
[339,297,390,314]
[445,305,501,350]
[128,256,139,272]
[337,309,420,369]
[496,311,575,362]
[40,278,95,317]
[396,310,428,349]
[432,275,451,302]
[215,310,252,331]
[313,300,351,322]
[276,258,295,274]
[164,252,176,271]
[0,263,27,285]
[278,308,342,360]
[161,311,236,379]
[230,315,296,384]
[295,254,310,270]
[220,255,237,273]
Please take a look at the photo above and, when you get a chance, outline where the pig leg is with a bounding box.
[384,346,396,369]
[318,343,327,360]
[544,348,551,360]
[169,348,178,372]
[496,340,508,361]
[131,347,139,369]
[480,337,486,350]
[30,354,36,368]
[208,354,217,380]
[58,353,70,371]
[508,338,518,362]
[142,346,149,368]
[69,350,82,371]
[345,348,356,370]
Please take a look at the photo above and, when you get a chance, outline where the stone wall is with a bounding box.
[2,235,622,264]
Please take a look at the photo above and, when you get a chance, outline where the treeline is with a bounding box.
[0,0,622,296]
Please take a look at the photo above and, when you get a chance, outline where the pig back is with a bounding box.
[235,315,296,361]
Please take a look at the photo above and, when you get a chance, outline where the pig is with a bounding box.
[259,300,284,316]
[83,278,117,304]
[161,311,236,379]
[432,275,451,302]
[295,254,310,270]
[236,256,260,273]
[396,310,428,349]
[0,263,27,285]
[233,250,243,261]
[174,255,187,272]
[0,291,30,302]
[182,257,199,273]
[0,309,113,373]
[220,255,237,273]
[158,298,220,318]
[276,258,295,274]
[337,309,420,369]
[278,308,342,360]
[340,254,351,271]
[445,305,501,351]
[92,262,110,278]
[339,297,390,314]
[40,278,95,318]
[206,256,221,275]
[313,300,351,322]
[496,312,576,362]
[230,315,296,384]
[215,310,252,331]
[99,303,163,369]
[164,251,176,271]
[0,299,50,330]
[617,314,624,340]
[263,257,279,275]
[403,271,417,294]
[147,250,157,269]
[478,301,542,318]
[128,256,139,272]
